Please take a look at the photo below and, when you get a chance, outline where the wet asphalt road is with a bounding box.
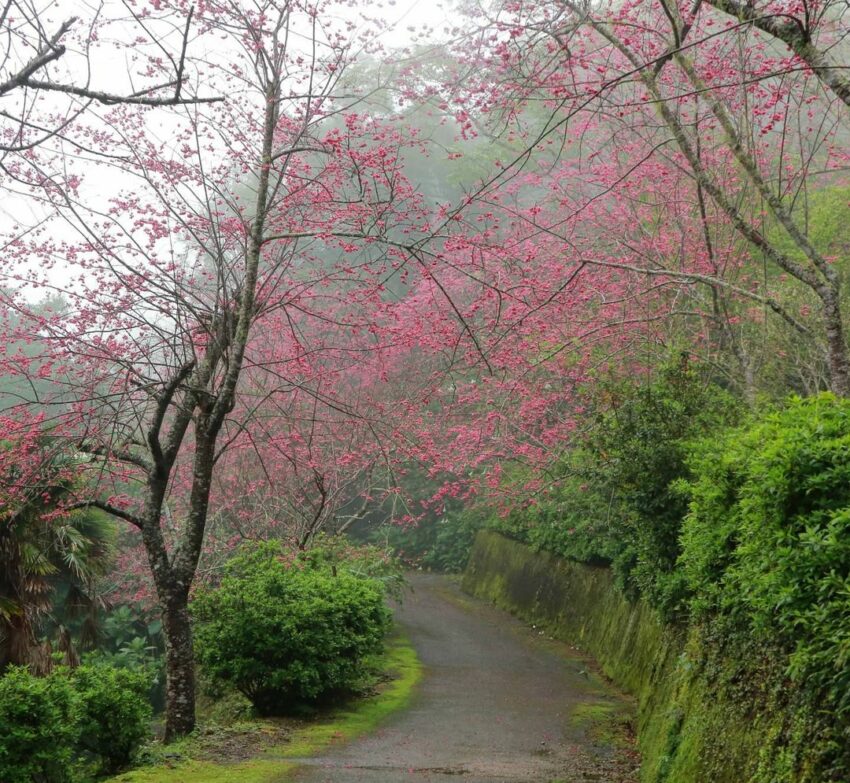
[291,573,636,783]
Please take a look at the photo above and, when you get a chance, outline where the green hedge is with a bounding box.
[74,665,152,774]
[0,666,80,783]
[678,393,850,780]
[193,541,392,716]
[0,663,151,782]
[478,362,740,617]
[462,385,850,780]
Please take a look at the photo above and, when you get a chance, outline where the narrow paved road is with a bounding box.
[292,574,637,783]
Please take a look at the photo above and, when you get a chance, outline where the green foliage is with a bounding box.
[586,361,741,614]
[367,519,437,567]
[85,603,166,712]
[101,634,421,783]
[679,393,850,779]
[100,605,163,658]
[295,535,406,601]
[73,664,152,774]
[0,663,152,781]
[484,361,739,617]
[521,458,622,567]
[750,185,850,396]
[422,510,482,572]
[767,186,850,272]
[367,506,487,573]
[354,460,474,572]
[462,387,850,781]
[0,437,116,670]
[0,666,81,783]
[193,541,392,716]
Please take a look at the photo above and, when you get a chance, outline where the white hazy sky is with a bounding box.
[380,0,445,47]
[0,0,455,295]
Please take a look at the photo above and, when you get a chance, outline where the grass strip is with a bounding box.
[107,632,422,783]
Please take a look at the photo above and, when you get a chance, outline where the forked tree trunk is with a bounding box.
[142,485,202,741]
[146,422,224,740]
[131,69,278,744]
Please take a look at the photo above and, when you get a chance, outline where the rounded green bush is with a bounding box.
[0,666,81,783]
[73,663,152,773]
[193,542,392,715]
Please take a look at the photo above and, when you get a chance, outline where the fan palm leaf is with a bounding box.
[1,441,114,670]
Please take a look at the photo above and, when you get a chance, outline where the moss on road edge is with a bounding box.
[108,633,422,783]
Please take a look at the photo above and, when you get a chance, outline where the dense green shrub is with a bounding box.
[73,664,152,773]
[426,514,478,572]
[0,662,152,781]
[366,506,491,573]
[587,361,741,614]
[193,541,392,715]
[679,393,850,779]
[0,666,81,783]
[521,451,622,567]
[83,603,166,713]
[421,506,491,572]
[366,515,477,572]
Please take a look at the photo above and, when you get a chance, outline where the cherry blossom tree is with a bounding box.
[0,0,431,739]
[434,0,850,398]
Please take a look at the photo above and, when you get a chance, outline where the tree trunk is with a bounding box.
[162,595,196,742]
[2,613,34,668]
[821,288,850,397]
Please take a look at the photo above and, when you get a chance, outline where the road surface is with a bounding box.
[293,573,637,783]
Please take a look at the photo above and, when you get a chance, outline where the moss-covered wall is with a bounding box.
[463,530,790,783]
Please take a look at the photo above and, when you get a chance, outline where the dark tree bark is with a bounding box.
[160,598,196,741]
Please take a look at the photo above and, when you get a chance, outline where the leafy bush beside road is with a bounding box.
[465,386,850,781]
[193,541,392,716]
[0,666,80,783]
